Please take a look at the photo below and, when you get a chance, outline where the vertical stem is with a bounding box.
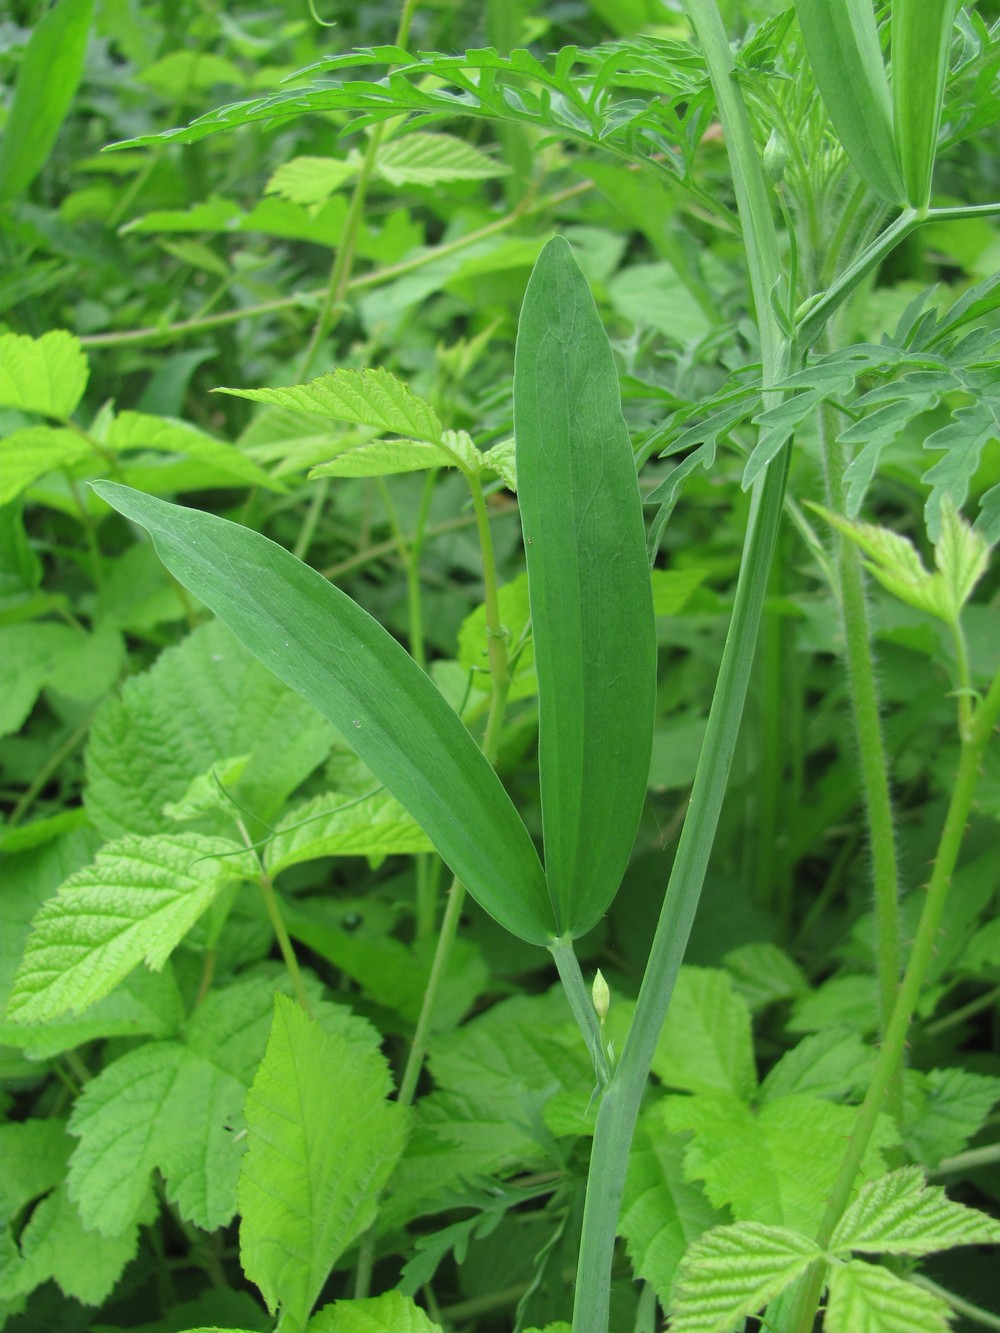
[789,663,1000,1333]
[257,872,312,1017]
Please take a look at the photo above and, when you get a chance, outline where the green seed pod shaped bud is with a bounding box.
[592,969,610,1026]
[763,129,788,185]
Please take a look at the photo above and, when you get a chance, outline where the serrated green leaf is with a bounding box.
[239,995,409,1330]
[0,0,94,202]
[375,131,509,186]
[515,235,655,937]
[105,411,280,491]
[265,788,432,876]
[265,154,360,207]
[0,1120,73,1216]
[904,1067,1000,1168]
[722,942,808,1011]
[0,426,91,504]
[0,331,89,420]
[306,1291,442,1332]
[759,1028,876,1103]
[651,967,757,1099]
[668,1221,821,1333]
[215,368,443,444]
[90,485,552,944]
[65,975,305,1238]
[933,495,989,618]
[923,387,1000,539]
[663,1092,897,1234]
[825,1259,951,1333]
[830,1166,1000,1255]
[4,832,256,1024]
[482,438,516,490]
[310,432,476,480]
[619,1113,721,1309]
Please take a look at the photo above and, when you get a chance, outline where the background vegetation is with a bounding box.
[2,1,1000,1331]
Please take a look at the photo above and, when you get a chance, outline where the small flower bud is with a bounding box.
[592,969,610,1026]
[763,129,788,184]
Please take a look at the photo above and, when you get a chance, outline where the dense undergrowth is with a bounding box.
[3,2,1000,1331]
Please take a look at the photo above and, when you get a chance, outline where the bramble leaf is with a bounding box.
[830,1166,1000,1255]
[0,426,91,504]
[0,331,89,419]
[264,787,433,875]
[651,967,756,1099]
[825,1258,951,1333]
[375,131,509,186]
[239,995,409,1330]
[4,832,256,1024]
[216,367,443,444]
[310,431,479,479]
[668,1221,820,1333]
[307,1290,444,1330]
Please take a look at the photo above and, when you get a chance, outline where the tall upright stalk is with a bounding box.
[568,3,791,1326]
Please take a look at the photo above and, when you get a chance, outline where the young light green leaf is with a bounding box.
[0,0,94,202]
[264,788,433,876]
[310,432,477,480]
[239,995,409,1331]
[933,495,989,620]
[0,1120,73,1216]
[482,438,516,490]
[825,1258,951,1333]
[891,0,959,208]
[830,1166,1000,1255]
[307,1291,443,1332]
[668,1221,821,1333]
[0,426,91,504]
[215,367,443,443]
[265,154,360,207]
[0,331,89,420]
[793,0,904,204]
[91,483,553,944]
[66,975,297,1237]
[651,966,757,1099]
[375,131,509,186]
[4,832,256,1024]
[105,411,280,491]
[514,234,655,937]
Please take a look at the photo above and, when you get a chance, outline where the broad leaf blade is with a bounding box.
[91,482,552,945]
[830,1166,1000,1256]
[239,995,409,1330]
[0,0,94,203]
[825,1259,951,1333]
[514,235,655,937]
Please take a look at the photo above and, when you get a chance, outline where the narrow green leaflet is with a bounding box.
[4,832,256,1024]
[892,0,958,208]
[310,435,476,480]
[830,1166,1000,1255]
[0,0,94,202]
[266,155,360,207]
[668,1222,821,1333]
[307,1291,443,1331]
[824,1259,951,1333]
[0,331,89,419]
[216,367,443,443]
[514,235,655,937]
[239,995,409,1331]
[91,483,552,944]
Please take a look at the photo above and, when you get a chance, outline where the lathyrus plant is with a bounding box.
[6,1,1000,1332]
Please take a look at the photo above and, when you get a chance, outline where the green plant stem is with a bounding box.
[911,1275,1000,1331]
[292,477,330,563]
[6,716,90,827]
[568,6,791,1328]
[256,873,312,1016]
[934,1140,1000,1175]
[816,399,901,1055]
[78,182,592,350]
[789,663,1000,1333]
[549,938,612,1088]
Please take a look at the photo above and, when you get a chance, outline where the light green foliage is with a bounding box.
[66,975,307,1236]
[85,619,336,839]
[0,622,123,737]
[619,1115,721,1308]
[311,433,479,479]
[0,0,94,202]
[514,236,656,936]
[0,330,89,418]
[307,1290,443,1330]
[904,1067,1000,1167]
[375,132,510,187]
[824,1259,951,1333]
[4,831,257,1023]
[830,1165,1000,1254]
[239,995,409,1330]
[669,1222,821,1333]
[264,787,433,875]
[0,427,91,504]
[216,368,444,444]
[758,1028,876,1103]
[651,967,756,1099]
[266,155,361,207]
[663,1092,896,1234]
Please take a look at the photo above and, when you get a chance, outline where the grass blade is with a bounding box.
[514,236,656,938]
[892,0,958,208]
